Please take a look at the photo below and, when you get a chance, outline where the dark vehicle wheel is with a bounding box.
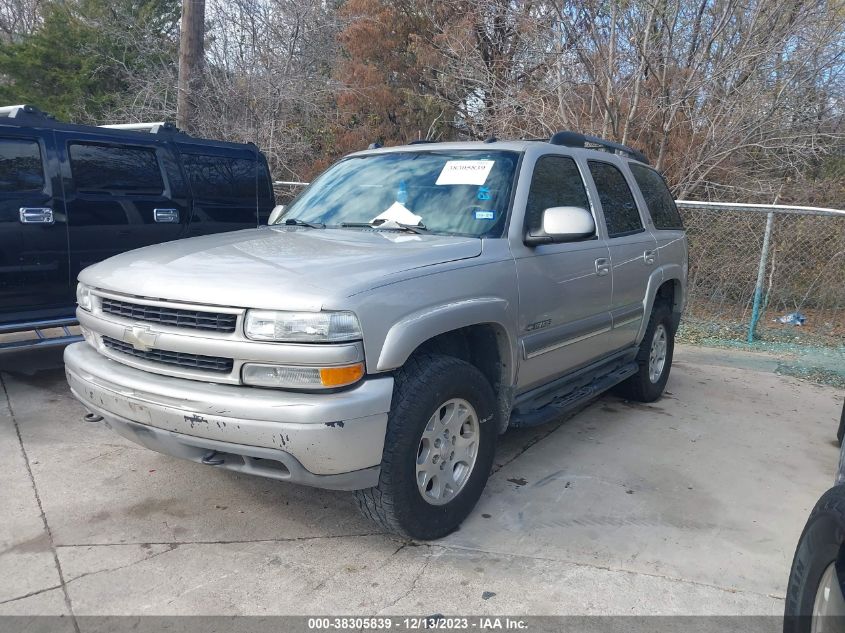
[784,485,845,632]
[615,302,674,403]
[354,353,498,540]
[837,400,844,447]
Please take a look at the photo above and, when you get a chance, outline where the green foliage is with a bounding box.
[0,0,180,121]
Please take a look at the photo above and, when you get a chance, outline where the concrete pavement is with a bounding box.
[0,345,842,617]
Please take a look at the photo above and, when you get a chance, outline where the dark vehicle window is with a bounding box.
[588,161,643,237]
[70,143,163,194]
[182,154,256,199]
[0,138,45,192]
[524,156,591,234]
[630,164,683,230]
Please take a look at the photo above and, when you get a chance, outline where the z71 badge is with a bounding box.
[525,319,552,332]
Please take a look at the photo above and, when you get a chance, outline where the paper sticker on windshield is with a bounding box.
[474,210,496,220]
[436,160,494,186]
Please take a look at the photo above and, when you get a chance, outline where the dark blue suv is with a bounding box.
[0,105,275,351]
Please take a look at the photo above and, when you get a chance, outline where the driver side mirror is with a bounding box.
[524,206,596,246]
[268,205,286,225]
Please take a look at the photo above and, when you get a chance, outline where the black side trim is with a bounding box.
[522,312,612,359]
[611,303,644,327]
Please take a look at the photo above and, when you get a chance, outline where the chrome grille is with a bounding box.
[100,298,237,333]
[102,336,234,373]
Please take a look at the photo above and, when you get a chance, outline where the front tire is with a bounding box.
[784,486,845,632]
[354,353,498,540]
[615,301,675,403]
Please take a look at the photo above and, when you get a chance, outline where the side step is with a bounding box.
[0,318,83,354]
[510,358,638,428]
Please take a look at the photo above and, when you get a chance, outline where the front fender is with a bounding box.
[376,297,516,380]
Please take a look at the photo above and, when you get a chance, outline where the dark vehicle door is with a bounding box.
[54,131,189,281]
[0,128,70,323]
[177,144,263,236]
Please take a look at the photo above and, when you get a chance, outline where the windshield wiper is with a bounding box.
[339,221,428,234]
[283,218,325,229]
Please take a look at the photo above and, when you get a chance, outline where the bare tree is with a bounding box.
[0,0,41,41]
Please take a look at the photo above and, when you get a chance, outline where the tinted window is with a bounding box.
[70,143,163,193]
[0,138,44,192]
[630,164,683,229]
[525,156,590,234]
[182,154,256,199]
[588,161,643,237]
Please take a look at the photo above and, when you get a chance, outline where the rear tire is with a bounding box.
[784,485,845,631]
[354,353,498,540]
[615,302,674,403]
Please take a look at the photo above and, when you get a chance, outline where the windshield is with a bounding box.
[279,150,520,237]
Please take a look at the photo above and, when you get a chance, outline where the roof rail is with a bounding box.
[99,122,180,134]
[549,130,649,164]
[0,104,53,121]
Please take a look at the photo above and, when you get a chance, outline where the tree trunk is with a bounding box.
[177,0,205,132]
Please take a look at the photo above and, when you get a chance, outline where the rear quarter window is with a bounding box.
[0,138,45,192]
[181,154,256,199]
[630,164,683,230]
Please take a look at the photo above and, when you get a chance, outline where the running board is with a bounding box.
[510,360,638,428]
[0,317,82,354]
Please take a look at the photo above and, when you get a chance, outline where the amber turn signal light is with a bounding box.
[319,362,365,387]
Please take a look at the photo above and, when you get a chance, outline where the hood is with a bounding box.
[79,226,482,311]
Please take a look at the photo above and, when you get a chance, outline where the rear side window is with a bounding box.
[630,164,683,229]
[587,161,643,237]
[70,143,163,194]
[181,154,256,199]
[525,155,591,234]
[0,138,45,192]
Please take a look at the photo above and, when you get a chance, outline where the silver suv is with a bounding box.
[64,131,687,539]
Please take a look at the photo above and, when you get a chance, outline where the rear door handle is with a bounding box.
[595,258,610,276]
[19,207,54,224]
[154,208,179,223]
[644,249,656,265]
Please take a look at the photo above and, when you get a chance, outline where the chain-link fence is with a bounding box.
[678,203,845,349]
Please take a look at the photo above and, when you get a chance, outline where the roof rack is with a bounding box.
[0,105,184,136]
[549,130,649,164]
[99,122,180,134]
[0,104,54,122]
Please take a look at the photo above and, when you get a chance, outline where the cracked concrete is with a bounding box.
[0,345,841,618]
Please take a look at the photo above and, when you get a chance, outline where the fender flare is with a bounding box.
[638,265,685,343]
[375,297,516,383]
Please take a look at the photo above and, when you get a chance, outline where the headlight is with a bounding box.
[244,310,362,342]
[242,362,365,389]
[76,283,92,311]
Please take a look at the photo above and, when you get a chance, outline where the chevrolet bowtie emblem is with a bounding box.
[123,325,158,351]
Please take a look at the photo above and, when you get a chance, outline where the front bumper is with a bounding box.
[64,343,393,490]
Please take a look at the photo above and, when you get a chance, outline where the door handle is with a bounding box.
[19,207,54,225]
[595,258,610,276]
[644,249,657,265]
[154,208,179,223]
